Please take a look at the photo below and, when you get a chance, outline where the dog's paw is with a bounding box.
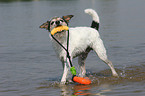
[60,81,66,85]
[113,73,119,78]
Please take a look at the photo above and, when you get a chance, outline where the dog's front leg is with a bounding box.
[78,52,89,77]
[61,56,71,84]
[61,61,69,84]
[60,56,73,84]
[78,49,90,77]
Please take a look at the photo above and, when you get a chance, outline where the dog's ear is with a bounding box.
[62,15,74,23]
[39,21,50,31]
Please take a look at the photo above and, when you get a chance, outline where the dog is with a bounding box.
[40,9,119,84]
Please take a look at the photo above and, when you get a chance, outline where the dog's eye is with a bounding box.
[51,21,54,25]
[60,20,64,22]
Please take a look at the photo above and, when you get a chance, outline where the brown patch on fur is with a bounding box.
[39,21,49,30]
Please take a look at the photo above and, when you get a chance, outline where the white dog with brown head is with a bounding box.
[40,9,118,84]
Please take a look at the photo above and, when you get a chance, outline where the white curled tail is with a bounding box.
[84,9,99,23]
[84,9,100,30]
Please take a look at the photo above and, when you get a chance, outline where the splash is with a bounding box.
[37,64,145,89]
[88,64,145,85]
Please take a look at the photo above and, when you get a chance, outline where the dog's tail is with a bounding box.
[84,9,99,31]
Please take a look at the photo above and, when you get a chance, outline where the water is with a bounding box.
[0,0,145,96]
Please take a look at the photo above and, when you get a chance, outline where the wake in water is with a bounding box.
[36,64,145,96]
[88,64,145,85]
[37,64,145,88]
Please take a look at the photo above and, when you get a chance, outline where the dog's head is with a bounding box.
[39,15,73,32]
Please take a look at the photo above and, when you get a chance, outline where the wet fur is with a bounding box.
[40,9,119,84]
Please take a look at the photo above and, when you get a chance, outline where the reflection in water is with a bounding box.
[72,85,91,95]
[60,84,112,96]
[60,83,114,96]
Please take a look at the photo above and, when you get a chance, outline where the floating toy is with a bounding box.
[71,67,91,85]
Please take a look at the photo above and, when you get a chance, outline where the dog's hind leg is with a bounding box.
[78,48,91,77]
[103,59,119,77]
[92,38,119,77]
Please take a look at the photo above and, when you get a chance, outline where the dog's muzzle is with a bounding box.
[56,21,60,26]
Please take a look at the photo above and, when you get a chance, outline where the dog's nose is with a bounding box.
[56,21,60,25]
